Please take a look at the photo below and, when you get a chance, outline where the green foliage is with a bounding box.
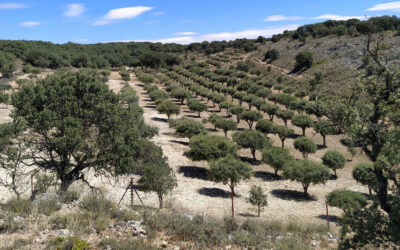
[276,109,294,126]
[352,163,377,195]
[283,159,330,195]
[119,69,130,82]
[291,114,314,136]
[148,89,169,103]
[239,110,262,129]
[47,237,90,250]
[219,101,233,117]
[327,189,367,215]
[207,113,223,130]
[187,99,208,117]
[274,125,294,148]
[119,85,138,106]
[0,52,17,78]
[139,163,177,208]
[264,49,280,62]
[247,185,268,216]
[35,195,62,216]
[322,150,346,177]
[262,146,293,176]
[0,92,9,104]
[231,105,244,123]
[294,137,317,158]
[209,156,252,217]
[138,73,154,84]
[12,69,158,191]
[233,130,271,161]
[261,103,279,121]
[188,135,237,162]
[2,197,32,216]
[313,120,336,147]
[255,119,276,136]
[171,88,191,104]
[156,99,180,120]
[98,238,154,250]
[295,51,313,70]
[173,118,207,138]
[215,118,237,137]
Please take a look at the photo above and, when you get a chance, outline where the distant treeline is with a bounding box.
[271,15,400,42]
[0,38,257,70]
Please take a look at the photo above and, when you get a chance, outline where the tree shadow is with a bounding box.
[239,156,261,165]
[135,83,144,87]
[317,214,339,223]
[317,144,326,150]
[254,171,281,181]
[178,166,208,180]
[198,187,239,198]
[329,174,338,181]
[288,134,302,139]
[239,212,258,218]
[271,189,316,202]
[169,139,189,146]
[144,105,156,109]
[185,114,200,119]
[151,117,168,123]
[143,98,153,102]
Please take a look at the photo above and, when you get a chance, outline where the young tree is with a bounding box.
[11,70,160,191]
[148,90,169,103]
[295,51,313,70]
[209,156,252,217]
[314,120,336,147]
[291,114,314,136]
[247,185,268,217]
[256,89,271,101]
[261,103,279,121]
[173,119,207,138]
[255,120,276,137]
[264,49,280,63]
[276,110,294,127]
[327,189,367,215]
[188,135,237,162]
[352,163,377,195]
[275,125,294,148]
[233,130,271,161]
[187,99,208,117]
[215,118,237,137]
[156,99,180,120]
[171,88,191,104]
[219,101,234,117]
[138,163,177,209]
[283,159,330,195]
[231,105,244,123]
[294,137,317,158]
[322,150,346,178]
[207,113,223,131]
[262,146,293,176]
[240,110,263,129]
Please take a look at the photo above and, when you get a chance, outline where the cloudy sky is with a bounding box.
[0,0,399,44]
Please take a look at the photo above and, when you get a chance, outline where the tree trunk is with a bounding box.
[230,186,235,218]
[269,115,274,121]
[368,186,372,196]
[284,120,287,127]
[302,153,307,159]
[158,194,163,209]
[334,169,337,178]
[236,116,240,123]
[224,131,228,138]
[258,205,261,217]
[303,184,309,196]
[251,149,256,161]
[302,127,306,136]
[323,135,326,147]
[274,169,279,177]
[281,139,285,148]
[198,112,201,118]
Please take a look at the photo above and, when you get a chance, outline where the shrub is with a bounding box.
[156,99,180,120]
[255,119,276,136]
[327,189,367,215]
[233,130,271,161]
[283,159,330,195]
[2,197,32,216]
[35,195,62,216]
[295,51,313,70]
[247,185,268,216]
[174,118,207,138]
[187,99,208,117]
[322,150,346,178]
[47,237,90,250]
[0,214,25,233]
[352,163,377,195]
[276,110,294,127]
[188,135,237,162]
[98,238,154,250]
[291,114,314,136]
[274,125,294,148]
[215,118,237,137]
[148,89,169,102]
[262,146,293,176]
[239,110,263,129]
[119,85,138,105]
[264,49,280,62]
[294,137,317,158]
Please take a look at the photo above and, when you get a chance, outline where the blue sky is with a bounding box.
[0,0,399,44]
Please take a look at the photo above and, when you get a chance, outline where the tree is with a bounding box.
[219,101,233,117]
[188,135,237,162]
[148,90,169,103]
[138,163,177,208]
[247,185,268,217]
[187,99,208,117]
[291,114,314,136]
[255,120,276,137]
[11,70,159,191]
[261,103,279,121]
[262,146,293,176]
[283,159,330,195]
[322,150,346,178]
[256,89,271,101]
[231,105,244,123]
[209,156,252,217]
[314,120,336,147]
[352,163,377,195]
[275,125,294,148]
[276,110,294,127]
[294,137,317,158]
[240,110,262,129]
[156,99,180,120]
[264,49,280,62]
[295,51,313,70]
[327,189,367,215]
[207,113,223,131]
[174,118,207,138]
[233,130,271,161]
[215,118,237,137]
[171,88,191,104]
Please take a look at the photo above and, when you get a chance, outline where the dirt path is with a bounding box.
[124,73,369,226]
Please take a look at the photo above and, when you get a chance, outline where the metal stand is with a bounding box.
[118,178,144,208]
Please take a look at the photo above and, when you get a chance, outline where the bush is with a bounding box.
[247,185,268,216]
[0,214,25,233]
[262,146,293,176]
[119,85,138,105]
[322,150,346,178]
[291,114,314,136]
[294,137,317,158]
[239,110,263,130]
[35,195,62,216]
[215,118,237,137]
[187,99,208,117]
[264,49,280,62]
[2,197,32,216]
[188,135,237,162]
[174,118,207,138]
[327,189,367,215]
[233,130,271,161]
[295,51,313,70]
[156,99,180,120]
[98,238,154,250]
[47,237,90,250]
[352,163,377,195]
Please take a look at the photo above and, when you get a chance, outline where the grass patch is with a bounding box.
[46,236,90,250]
[98,238,156,250]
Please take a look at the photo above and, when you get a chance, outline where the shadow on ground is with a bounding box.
[317,214,339,223]
[198,187,239,198]
[254,171,281,181]
[169,140,189,146]
[178,166,208,180]
[151,117,168,123]
[271,189,317,202]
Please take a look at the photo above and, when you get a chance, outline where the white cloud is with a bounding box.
[92,6,153,25]
[367,2,400,11]
[152,11,165,16]
[175,32,197,36]
[265,15,303,21]
[20,21,42,27]
[116,24,299,44]
[312,14,366,21]
[64,3,85,17]
[0,3,27,9]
